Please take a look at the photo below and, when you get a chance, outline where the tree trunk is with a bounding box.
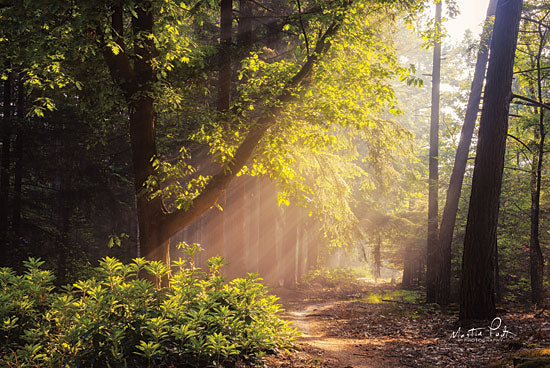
[130,4,170,280]
[426,0,442,303]
[459,0,523,321]
[259,179,278,285]
[437,0,497,306]
[0,67,12,238]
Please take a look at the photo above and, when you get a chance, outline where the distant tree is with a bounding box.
[426,0,442,303]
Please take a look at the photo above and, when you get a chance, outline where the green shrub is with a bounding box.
[0,243,296,367]
[303,266,360,288]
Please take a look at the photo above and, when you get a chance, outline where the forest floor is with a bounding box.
[262,282,550,368]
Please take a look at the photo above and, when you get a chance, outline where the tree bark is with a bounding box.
[426,0,442,303]
[459,0,523,321]
[436,0,497,307]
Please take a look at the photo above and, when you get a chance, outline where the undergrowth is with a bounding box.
[303,266,361,288]
[0,243,296,367]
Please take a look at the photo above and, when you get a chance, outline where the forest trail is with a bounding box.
[282,300,398,367]
[264,284,550,368]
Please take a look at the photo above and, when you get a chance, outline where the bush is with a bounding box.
[0,243,296,367]
[303,266,361,288]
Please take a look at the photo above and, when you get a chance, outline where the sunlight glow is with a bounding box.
[446,0,491,42]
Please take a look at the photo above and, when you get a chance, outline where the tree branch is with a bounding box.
[514,66,550,75]
[161,21,341,239]
[512,93,550,110]
[522,16,550,30]
[507,133,533,154]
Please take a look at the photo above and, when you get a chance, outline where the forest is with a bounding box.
[0,0,549,366]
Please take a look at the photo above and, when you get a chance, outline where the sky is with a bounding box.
[446,0,492,42]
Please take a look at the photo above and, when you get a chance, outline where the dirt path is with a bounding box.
[282,301,399,368]
[263,284,550,368]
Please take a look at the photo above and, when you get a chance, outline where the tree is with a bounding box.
[515,4,549,304]
[96,0,349,273]
[426,0,442,303]
[1,0,427,283]
[436,0,497,306]
[459,0,523,320]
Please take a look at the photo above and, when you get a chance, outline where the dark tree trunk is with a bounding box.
[426,0,441,303]
[129,4,170,278]
[12,77,24,234]
[0,67,12,238]
[437,0,497,306]
[460,0,523,321]
[259,179,278,285]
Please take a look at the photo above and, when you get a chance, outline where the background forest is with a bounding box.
[1,0,549,366]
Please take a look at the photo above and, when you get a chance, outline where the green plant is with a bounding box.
[303,266,361,288]
[0,243,297,367]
